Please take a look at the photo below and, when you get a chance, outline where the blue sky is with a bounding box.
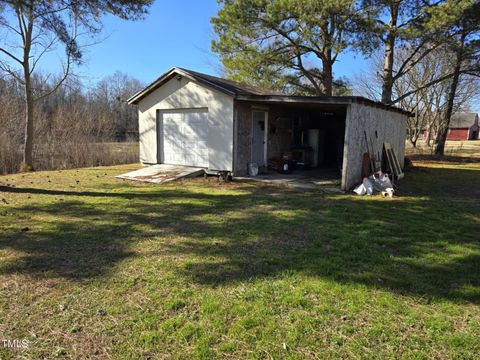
[78,0,223,83]
[73,0,370,87]
[0,0,374,90]
[71,1,478,113]
[5,0,477,112]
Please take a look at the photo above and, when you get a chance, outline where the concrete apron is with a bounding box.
[116,164,205,184]
[117,165,343,193]
[235,173,343,192]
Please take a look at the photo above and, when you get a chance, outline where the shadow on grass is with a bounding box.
[0,164,479,303]
[0,185,174,199]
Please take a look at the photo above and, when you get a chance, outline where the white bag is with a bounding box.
[354,177,373,196]
[353,183,367,195]
[363,177,373,195]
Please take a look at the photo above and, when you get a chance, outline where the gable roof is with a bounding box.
[178,68,285,97]
[127,67,283,105]
[127,67,412,116]
[450,112,479,129]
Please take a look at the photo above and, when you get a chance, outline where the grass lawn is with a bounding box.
[1,157,479,359]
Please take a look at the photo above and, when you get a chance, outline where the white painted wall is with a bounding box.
[342,103,407,190]
[137,77,234,171]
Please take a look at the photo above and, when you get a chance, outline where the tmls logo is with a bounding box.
[3,339,29,349]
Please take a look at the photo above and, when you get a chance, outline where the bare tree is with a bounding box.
[433,2,480,155]
[0,0,152,171]
[0,71,143,174]
[93,72,143,140]
[393,47,450,148]
[355,45,479,148]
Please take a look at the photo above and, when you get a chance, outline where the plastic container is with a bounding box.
[278,161,293,174]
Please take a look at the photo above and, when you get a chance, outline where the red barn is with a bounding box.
[447,112,479,140]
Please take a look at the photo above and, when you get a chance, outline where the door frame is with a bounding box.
[251,110,268,166]
[156,109,162,164]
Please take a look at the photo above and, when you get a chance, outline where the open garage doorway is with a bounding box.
[252,102,347,184]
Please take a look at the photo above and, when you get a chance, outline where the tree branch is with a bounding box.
[391,66,478,105]
[0,47,23,65]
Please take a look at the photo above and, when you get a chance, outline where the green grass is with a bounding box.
[1,158,479,359]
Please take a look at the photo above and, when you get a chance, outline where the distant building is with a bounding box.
[448,112,479,140]
[420,112,479,141]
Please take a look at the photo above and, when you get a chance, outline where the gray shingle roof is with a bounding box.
[127,67,412,116]
[128,67,283,104]
[450,112,479,129]
[176,68,285,97]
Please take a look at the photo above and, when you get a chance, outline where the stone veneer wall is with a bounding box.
[233,101,253,176]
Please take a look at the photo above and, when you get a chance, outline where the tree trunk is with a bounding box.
[425,125,431,147]
[20,5,35,171]
[411,129,418,148]
[320,21,334,97]
[409,110,420,147]
[381,37,395,103]
[381,4,398,104]
[434,33,465,156]
[434,75,459,155]
[323,58,333,96]
[22,76,34,170]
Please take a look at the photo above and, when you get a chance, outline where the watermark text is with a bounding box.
[2,339,29,349]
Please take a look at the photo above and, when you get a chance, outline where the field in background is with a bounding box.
[406,139,480,159]
[0,142,139,175]
[1,158,479,359]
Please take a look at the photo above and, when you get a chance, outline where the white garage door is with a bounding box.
[162,110,209,168]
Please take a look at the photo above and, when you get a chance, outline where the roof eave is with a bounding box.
[127,67,237,105]
[235,95,413,117]
[127,67,176,105]
[127,67,413,117]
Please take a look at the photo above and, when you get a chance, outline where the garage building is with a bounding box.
[128,67,410,190]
